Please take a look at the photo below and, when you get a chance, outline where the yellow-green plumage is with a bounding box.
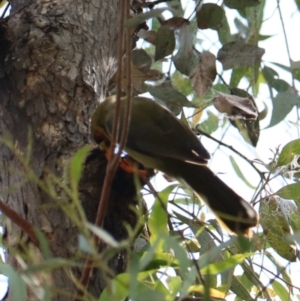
[91,96,258,235]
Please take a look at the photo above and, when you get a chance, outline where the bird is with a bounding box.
[91,96,258,236]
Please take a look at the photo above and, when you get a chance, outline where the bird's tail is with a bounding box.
[174,161,258,236]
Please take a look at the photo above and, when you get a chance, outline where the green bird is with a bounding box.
[91,96,258,236]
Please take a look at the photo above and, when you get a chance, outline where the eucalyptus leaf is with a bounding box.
[217,41,264,70]
[272,281,290,301]
[0,263,25,301]
[132,49,152,73]
[155,26,175,61]
[229,156,256,189]
[70,145,92,191]
[275,183,300,202]
[201,253,253,275]
[196,3,225,30]
[173,24,198,76]
[268,92,300,128]
[146,84,192,107]
[277,139,300,166]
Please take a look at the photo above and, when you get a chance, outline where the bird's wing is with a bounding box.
[104,97,209,164]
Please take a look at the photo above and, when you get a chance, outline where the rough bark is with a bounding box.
[78,149,145,295]
[0,0,135,299]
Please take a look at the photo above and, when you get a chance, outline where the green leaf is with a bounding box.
[198,238,236,268]
[229,156,256,189]
[34,228,51,259]
[99,273,130,301]
[132,49,152,73]
[100,270,167,301]
[172,71,193,96]
[218,14,233,44]
[87,223,119,247]
[268,92,300,128]
[196,3,225,31]
[260,197,298,261]
[288,230,300,243]
[149,184,176,242]
[146,83,192,108]
[24,258,76,273]
[291,60,300,81]
[200,253,253,275]
[217,41,264,70]
[70,145,92,191]
[262,65,278,84]
[167,276,182,299]
[271,61,300,82]
[275,183,300,201]
[162,233,191,274]
[132,289,165,301]
[272,281,290,301]
[197,111,219,135]
[277,139,300,166]
[230,276,256,301]
[188,285,225,299]
[139,251,179,272]
[224,0,260,9]
[258,34,273,41]
[230,66,250,87]
[173,24,198,76]
[155,26,175,61]
[262,66,290,92]
[0,263,25,301]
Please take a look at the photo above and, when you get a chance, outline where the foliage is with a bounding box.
[1,1,300,301]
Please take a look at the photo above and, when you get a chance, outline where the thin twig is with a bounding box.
[276,0,300,139]
[147,181,206,286]
[276,0,295,88]
[254,255,297,301]
[252,262,300,291]
[196,129,266,181]
[0,198,39,247]
[140,0,174,9]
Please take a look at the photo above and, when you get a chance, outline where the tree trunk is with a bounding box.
[0,0,130,299]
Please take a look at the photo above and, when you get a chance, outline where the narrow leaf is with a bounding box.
[229,156,256,189]
[272,281,290,301]
[70,145,92,191]
[0,263,25,301]
[201,253,253,275]
[87,223,119,247]
[188,285,225,299]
